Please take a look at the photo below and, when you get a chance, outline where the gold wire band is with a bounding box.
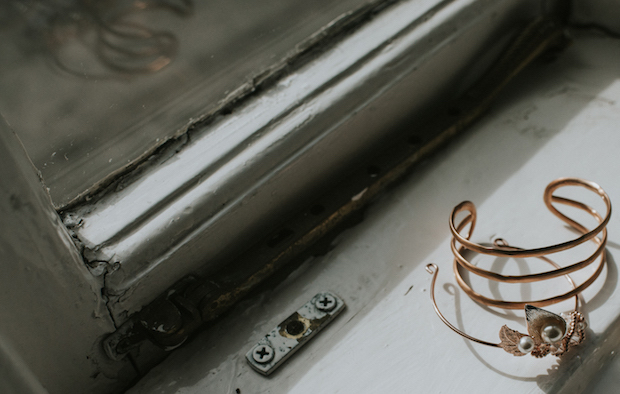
[450,178,610,262]
[452,241,598,310]
[426,259,580,348]
[450,178,610,308]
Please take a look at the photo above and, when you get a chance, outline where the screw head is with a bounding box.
[285,320,306,336]
[315,294,336,312]
[252,344,274,364]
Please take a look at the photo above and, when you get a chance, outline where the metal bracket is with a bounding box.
[246,292,345,375]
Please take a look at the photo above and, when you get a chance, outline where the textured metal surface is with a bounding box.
[246,292,345,375]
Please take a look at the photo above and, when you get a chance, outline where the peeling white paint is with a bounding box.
[351,187,368,202]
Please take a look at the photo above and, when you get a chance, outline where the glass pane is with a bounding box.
[0,0,372,207]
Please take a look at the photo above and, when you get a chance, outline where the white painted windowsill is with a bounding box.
[128,31,620,394]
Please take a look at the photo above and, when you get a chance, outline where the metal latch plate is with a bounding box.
[246,291,345,375]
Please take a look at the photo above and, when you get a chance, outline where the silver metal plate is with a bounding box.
[246,291,345,375]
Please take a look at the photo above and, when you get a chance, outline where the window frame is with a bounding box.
[64,0,551,322]
[2,0,589,391]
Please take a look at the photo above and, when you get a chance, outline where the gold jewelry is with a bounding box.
[426,178,611,357]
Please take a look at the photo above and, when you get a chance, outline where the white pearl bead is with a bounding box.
[541,324,564,343]
[518,336,534,353]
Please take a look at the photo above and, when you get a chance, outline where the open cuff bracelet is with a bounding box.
[425,178,611,358]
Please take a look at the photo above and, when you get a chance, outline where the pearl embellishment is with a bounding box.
[541,324,564,343]
[518,336,534,353]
